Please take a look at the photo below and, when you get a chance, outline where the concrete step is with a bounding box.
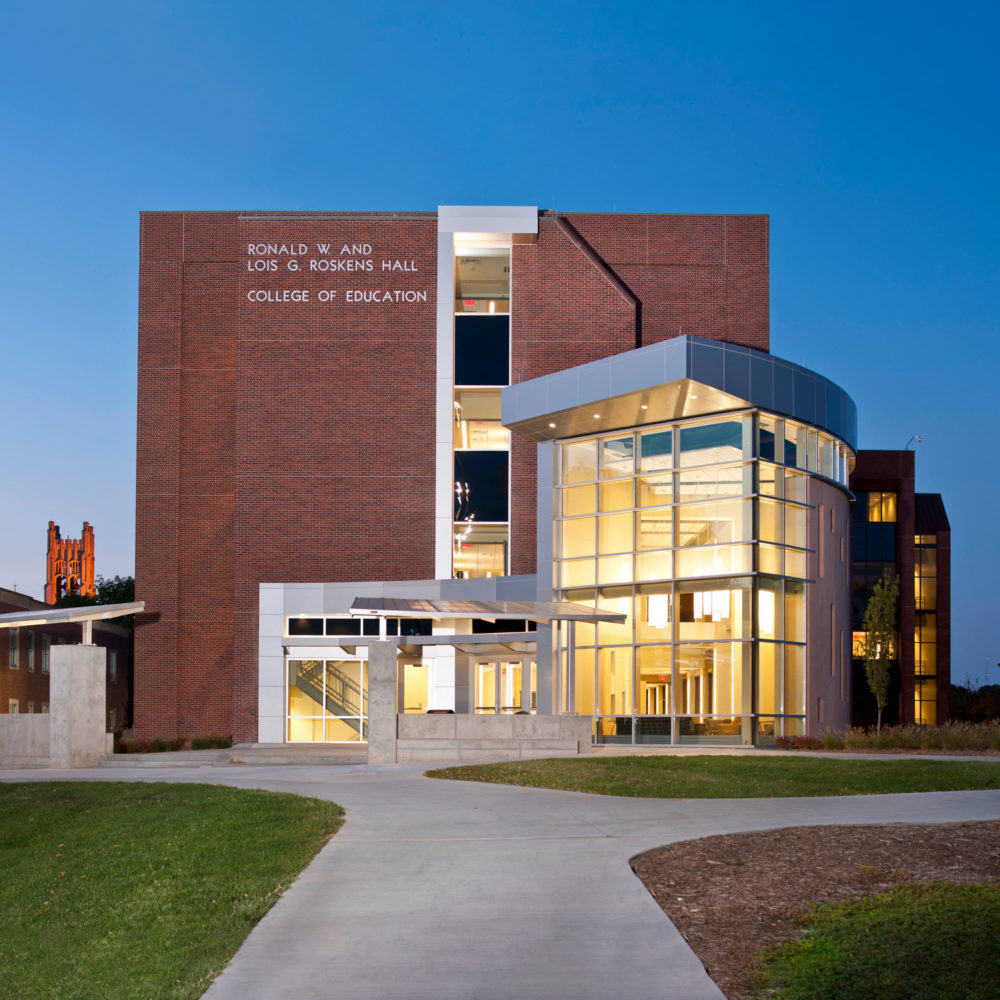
[96,749,232,768]
[97,743,369,767]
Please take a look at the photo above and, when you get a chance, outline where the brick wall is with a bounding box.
[136,212,437,741]
[136,209,770,740]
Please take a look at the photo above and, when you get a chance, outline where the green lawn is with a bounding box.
[427,755,1000,797]
[0,782,343,1000]
[753,883,1000,1000]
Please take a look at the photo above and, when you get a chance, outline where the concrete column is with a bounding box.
[50,644,106,768]
[367,640,398,764]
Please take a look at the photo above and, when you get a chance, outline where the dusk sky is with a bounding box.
[1,1,997,685]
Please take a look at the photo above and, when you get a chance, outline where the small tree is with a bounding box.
[862,569,899,734]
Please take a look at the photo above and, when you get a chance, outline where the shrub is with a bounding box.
[821,730,844,750]
[775,735,824,750]
[190,735,232,750]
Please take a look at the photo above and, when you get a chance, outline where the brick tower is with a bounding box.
[45,521,96,604]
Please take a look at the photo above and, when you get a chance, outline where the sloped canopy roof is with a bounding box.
[0,601,144,629]
[349,596,625,624]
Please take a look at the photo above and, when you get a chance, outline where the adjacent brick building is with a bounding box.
[1,587,130,730]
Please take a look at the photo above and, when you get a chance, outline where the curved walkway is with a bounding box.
[3,761,999,1000]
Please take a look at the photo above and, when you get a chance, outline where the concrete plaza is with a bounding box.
[2,759,999,999]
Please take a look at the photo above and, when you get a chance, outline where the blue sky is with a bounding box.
[1,1,997,685]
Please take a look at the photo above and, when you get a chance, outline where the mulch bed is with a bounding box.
[631,820,1000,1000]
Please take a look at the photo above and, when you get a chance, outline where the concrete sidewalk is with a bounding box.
[3,762,999,999]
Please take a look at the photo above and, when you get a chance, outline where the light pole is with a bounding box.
[905,435,922,450]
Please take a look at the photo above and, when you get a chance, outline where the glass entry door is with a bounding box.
[474,658,536,714]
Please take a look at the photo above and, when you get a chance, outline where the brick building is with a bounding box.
[849,450,951,726]
[1,587,130,730]
[134,205,945,746]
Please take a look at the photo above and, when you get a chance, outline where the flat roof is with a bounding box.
[0,601,144,629]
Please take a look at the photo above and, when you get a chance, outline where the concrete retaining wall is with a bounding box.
[396,713,591,763]
[0,644,109,768]
[0,715,51,767]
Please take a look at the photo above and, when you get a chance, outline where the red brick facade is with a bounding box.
[136,209,769,741]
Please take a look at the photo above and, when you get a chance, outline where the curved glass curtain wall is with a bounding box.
[554,410,851,746]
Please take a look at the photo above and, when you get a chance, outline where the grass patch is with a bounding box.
[0,782,343,1000]
[427,755,1000,798]
[752,883,1000,1000]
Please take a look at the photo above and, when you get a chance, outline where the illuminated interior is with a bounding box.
[554,410,845,745]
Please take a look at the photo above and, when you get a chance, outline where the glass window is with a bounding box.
[784,422,806,468]
[572,649,595,715]
[676,464,749,501]
[600,436,633,478]
[759,544,782,575]
[675,544,751,578]
[454,388,508,450]
[636,584,672,643]
[757,642,781,714]
[785,580,806,642]
[758,417,777,463]
[676,500,749,546]
[637,509,672,550]
[785,504,807,548]
[599,479,632,511]
[597,554,633,585]
[637,474,673,507]
[597,587,632,644]
[454,523,508,578]
[561,517,596,558]
[638,429,673,471]
[454,315,509,384]
[784,548,808,579]
[868,492,898,523]
[637,645,672,715]
[677,581,749,642]
[636,550,672,581]
[288,617,323,636]
[806,430,818,473]
[675,642,747,716]
[758,578,782,639]
[562,440,597,484]
[759,499,783,543]
[679,419,745,468]
[784,645,806,715]
[325,618,361,636]
[597,647,633,717]
[454,451,508,521]
[9,628,18,668]
[561,484,596,517]
[758,462,781,498]
[598,513,632,554]
[819,436,835,479]
[560,558,596,588]
[784,469,808,502]
[455,250,510,314]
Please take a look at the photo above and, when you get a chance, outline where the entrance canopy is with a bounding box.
[0,601,144,644]
[349,596,625,624]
